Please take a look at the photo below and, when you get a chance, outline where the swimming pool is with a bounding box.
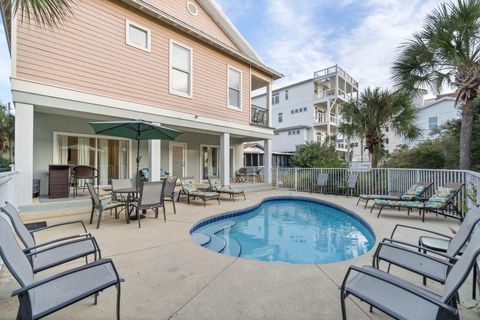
[190,197,375,264]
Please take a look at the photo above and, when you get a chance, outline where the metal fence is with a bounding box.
[272,167,480,213]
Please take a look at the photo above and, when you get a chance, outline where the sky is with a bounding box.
[0,0,443,104]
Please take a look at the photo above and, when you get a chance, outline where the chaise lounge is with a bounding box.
[207,176,246,201]
[178,177,220,207]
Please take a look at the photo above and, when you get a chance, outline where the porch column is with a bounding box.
[15,103,34,205]
[264,139,272,184]
[326,100,331,136]
[220,133,230,185]
[148,140,161,181]
[266,82,273,127]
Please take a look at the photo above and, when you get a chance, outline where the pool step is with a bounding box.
[191,233,211,246]
[217,229,241,257]
[198,220,235,234]
[203,233,226,253]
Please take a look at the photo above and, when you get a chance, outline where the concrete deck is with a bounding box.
[1,189,479,319]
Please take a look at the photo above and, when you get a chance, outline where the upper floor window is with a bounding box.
[126,21,151,52]
[428,116,438,130]
[285,90,289,100]
[278,112,283,123]
[227,67,242,109]
[170,40,192,97]
[272,92,280,104]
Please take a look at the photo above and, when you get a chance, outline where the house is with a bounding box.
[251,65,359,156]
[2,0,282,205]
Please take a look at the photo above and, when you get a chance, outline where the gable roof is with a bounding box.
[121,0,282,79]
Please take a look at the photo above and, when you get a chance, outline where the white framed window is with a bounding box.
[303,107,307,112]
[272,92,280,104]
[227,66,242,110]
[278,112,283,123]
[169,40,193,98]
[125,20,151,52]
[428,116,438,130]
[285,90,289,100]
[291,110,294,114]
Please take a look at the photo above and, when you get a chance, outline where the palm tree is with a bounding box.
[339,88,420,168]
[1,0,72,26]
[392,0,480,170]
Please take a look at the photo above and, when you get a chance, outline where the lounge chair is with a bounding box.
[1,202,100,273]
[207,176,246,201]
[162,176,178,214]
[130,181,165,227]
[340,228,480,320]
[310,173,329,194]
[373,183,464,222]
[386,206,480,299]
[86,182,125,229]
[335,174,358,197]
[178,177,220,207]
[373,205,480,293]
[0,217,122,320]
[357,181,432,209]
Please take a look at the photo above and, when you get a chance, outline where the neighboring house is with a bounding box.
[252,65,359,156]
[2,0,282,205]
[243,143,264,167]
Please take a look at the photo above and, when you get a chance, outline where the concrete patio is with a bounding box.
[0,189,479,320]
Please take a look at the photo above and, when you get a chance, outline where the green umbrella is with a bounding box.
[89,120,183,187]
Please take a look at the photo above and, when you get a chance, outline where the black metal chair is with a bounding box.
[0,216,122,320]
[130,181,165,227]
[310,173,329,194]
[162,177,178,214]
[71,165,98,197]
[335,174,358,197]
[86,182,124,229]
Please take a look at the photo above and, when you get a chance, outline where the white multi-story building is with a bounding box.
[252,65,359,156]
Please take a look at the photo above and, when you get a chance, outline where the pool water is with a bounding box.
[191,198,375,264]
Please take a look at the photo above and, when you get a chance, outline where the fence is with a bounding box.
[0,170,18,270]
[272,167,480,214]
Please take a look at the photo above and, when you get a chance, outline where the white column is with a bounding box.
[264,139,272,184]
[220,133,230,185]
[148,140,161,181]
[266,82,273,127]
[233,143,244,173]
[15,103,34,205]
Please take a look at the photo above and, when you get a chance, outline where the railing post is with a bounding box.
[387,169,391,195]
[275,167,279,188]
[295,168,298,191]
[416,169,420,184]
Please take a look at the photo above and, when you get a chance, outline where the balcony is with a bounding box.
[314,65,359,88]
[250,104,269,127]
[314,114,337,125]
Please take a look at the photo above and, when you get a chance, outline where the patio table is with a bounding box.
[114,187,144,223]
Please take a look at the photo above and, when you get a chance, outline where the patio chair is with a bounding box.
[340,228,480,320]
[86,182,124,229]
[310,173,329,194]
[357,181,433,209]
[0,217,122,320]
[1,202,101,273]
[177,177,220,207]
[71,165,98,197]
[207,176,246,201]
[111,179,134,202]
[335,174,358,197]
[162,176,178,214]
[130,180,165,227]
[373,183,464,222]
[386,205,480,299]
[374,205,480,287]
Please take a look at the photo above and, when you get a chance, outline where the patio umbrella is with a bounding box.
[89,120,182,187]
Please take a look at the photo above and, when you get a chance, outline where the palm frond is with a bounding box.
[2,0,73,27]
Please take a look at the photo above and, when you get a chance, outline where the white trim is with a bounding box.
[168,142,187,177]
[186,1,199,16]
[199,144,234,182]
[11,79,273,137]
[125,20,151,52]
[10,5,17,77]
[169,39,193,99]
[227,65,242,111]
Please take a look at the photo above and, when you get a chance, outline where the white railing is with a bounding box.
[314,114,337,124]
[0,170,18,270]
[272,167,480,216]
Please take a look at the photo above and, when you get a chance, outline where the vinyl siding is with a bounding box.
[15,0,255,125]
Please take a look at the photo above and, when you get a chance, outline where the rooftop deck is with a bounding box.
[0,189,479,319]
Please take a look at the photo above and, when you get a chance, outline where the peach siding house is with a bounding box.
[2,0,282,205]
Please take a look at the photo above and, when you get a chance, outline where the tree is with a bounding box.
[1,0,72,26]
[392,0,480,170]
[291,140,346,168]
[0,102,14,159]
[339,87,420,168]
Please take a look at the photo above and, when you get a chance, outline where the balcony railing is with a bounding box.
[271,167,480,217]
[314,114,337,124]
[250,105,269,127]
[313,65,359,88]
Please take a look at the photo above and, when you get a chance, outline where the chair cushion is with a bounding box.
[404,184,427,197]
[101,200,122,210]
[429,187,455,203]
[31,262,118,319]
[32,239,97,273]
[217,187,243,194]
[190,191,218,198]
[375,199,424,208]
[360,194,400,201]
[182,180,198,193]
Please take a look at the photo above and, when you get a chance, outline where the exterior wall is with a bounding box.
[16,0,253,126]
[142,0,238,49]
[272,129,307,153]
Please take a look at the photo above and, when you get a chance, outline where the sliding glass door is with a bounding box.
[56,133,130,185]
[201,145,234,181]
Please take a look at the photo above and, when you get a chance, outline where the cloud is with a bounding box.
[0,18,12,104]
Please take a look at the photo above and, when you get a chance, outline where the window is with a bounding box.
[303,107,307,112]
[170,41,192,97]
[288,131,292,135]
[291,110,294,114]
[186,1,198,16]
[295,109,298,113]
[297,129,300,134]
[126,21,151,52]
[278,112,283,123]
[272,92,280,104]
[385,138,389,144]
[227,67,242,109]
[285,90,289,100]
[274,132,279,135]
[428,116,438,130]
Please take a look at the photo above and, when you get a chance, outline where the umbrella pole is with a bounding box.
[136,138,140,190]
